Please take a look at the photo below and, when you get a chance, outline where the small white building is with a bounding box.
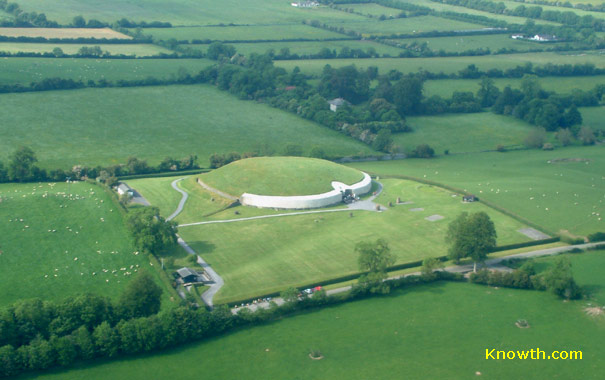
[531,34,556,42]
[511,34,524,39]
[328,98,349,112]
[116,183,134,197]
[291,1,319,7]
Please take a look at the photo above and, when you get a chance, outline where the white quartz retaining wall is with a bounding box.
[240,172,372,209]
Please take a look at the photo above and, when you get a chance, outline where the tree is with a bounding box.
[72,15,86,27]
[524,127,547,149]
[577,126,595,145]
[52,47,64,57]
[392,76,424,116]
[564,105,582,127]
[556,128,573,146]
[280,287,299,303]
[446,212,497,272]
[421,258,444,281]
[476,76,500,107]
[8,146,39,182]
[118,271,163,319]
[92,321,119,358]
[543,257,581,299]
[357,239,394,274]
[126,207,177,254]
[372,129,393,152]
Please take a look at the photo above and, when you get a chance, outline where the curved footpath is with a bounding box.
[167,178,225,308]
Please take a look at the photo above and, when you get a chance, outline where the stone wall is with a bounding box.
[240,172,372,209]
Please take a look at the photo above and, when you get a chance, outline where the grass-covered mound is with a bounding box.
[201,157,365,197]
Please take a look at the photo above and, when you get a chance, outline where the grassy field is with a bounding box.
[182,39,404,57]
[143,24,345,42]
[0,42,172,56]
[177,178,531,303]
[0,85,374,169]
[322,16,486,37]
[125,176,184,217]
[26,259,605,379]
[579,106,605,130]
[0,27,131,39]
[275,50,605,76]
[352,145,605,236]
[0,181,175,307]
[397,112,536,154]
[0,57,214,85]
[424,76,605,98]
[398,0,561,25]
[389,34,567,53]
[343,3,404,17]
[498,0,605,20]
[12,0,365,25]
[201,157,365,196]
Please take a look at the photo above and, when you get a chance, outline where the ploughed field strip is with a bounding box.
[0,27,131,39]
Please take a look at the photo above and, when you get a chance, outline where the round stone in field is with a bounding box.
[201,157,366,197]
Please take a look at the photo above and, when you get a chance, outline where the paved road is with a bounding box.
[166,178,188,221]
[232,242,603,313]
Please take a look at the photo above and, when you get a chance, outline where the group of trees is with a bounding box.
[0,0,59,27]
[126,207,178,256]
[0,146,199,184]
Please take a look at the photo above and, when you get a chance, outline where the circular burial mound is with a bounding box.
[201,157,365,197]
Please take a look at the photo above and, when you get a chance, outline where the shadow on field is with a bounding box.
[189,241,216,255]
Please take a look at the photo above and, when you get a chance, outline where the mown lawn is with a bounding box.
[352,145,605,236]
[0,85,375,168]
[24,276,605,379]
[0,181,175,307]
[177,178,531,303]
[396,112,536,154]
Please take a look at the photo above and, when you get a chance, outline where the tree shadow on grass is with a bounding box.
[188,240,216,256]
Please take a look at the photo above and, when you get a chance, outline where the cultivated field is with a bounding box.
[343,3,404,17]
[182,39,403,57]
[0,85,375,168]
[396,112,536,154]
[352,145,605,236]
[0,181,175,307]
[200,157,365,197]
[0,57,214,85]
[0,27,131,39]
[580,106,605,130]
[0,42,172,56]
[275,51,605,76]
[498,0,605,20]
[389,34,567,53]
[423,76,605,98]
[28,251,605,379]
[177,178,531,303]
[143,24,345,42]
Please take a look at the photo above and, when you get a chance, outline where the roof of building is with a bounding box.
[176,267,198,278]
[117,183,132,192]
[328,98,348,106]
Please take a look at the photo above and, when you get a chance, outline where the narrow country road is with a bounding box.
[232,242,603,313]
[166,177,225,308]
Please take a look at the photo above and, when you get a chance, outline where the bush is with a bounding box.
[587,232,605,242]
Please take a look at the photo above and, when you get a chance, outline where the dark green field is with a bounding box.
[0,84,374,168]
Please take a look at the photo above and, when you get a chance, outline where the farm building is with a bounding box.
[531,34,557,42]
[291,1,319,7]
[175,267,201,283]
[116,183,134,197]
[463,195,477,202]
[328,98,349,112]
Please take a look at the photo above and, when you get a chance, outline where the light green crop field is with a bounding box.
[12,0,366,25]
[498,0,605,20]
[0,43,172,56]
[0,85,374,169]
[396,112,535,154]
[323,16,486,37]
[398,0,561,25]
[177,178,531,303]
[580,106,605,130]
[27,266,605,379]
[352,145,605,236]
[275,50,605,76]
[0,181,175,307]
[142,24,345,42]
[424,76,605,98]
[182,39,404,57]
[389,34,566,53]
[0,57,214,85]
[201,157,365,196]
[343,3,404,17]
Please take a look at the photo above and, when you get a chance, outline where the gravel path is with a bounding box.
[166,178,188,221]
[232,242,603,313]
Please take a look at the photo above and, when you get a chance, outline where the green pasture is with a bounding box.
[423,76,605,98]
[0,181,175,307]
[0,85,374,169]
[352,145,605,236]
[27,275,605,379]
[275,50,605,76]
[125,176,183,218]
[0,42,171,56]
[182,39,403,57]
[143,24,345,42]
[0,57,214,85]
[398,0,561,25]
[342,3,404,17]
[498,0,605,20]
[177,178,531,303]
[389,33,567,53]
[201,157,364,197]
[323,16,485,37]
[579,106,605,130]
[397,112,536,154]
[12,0,365,26]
